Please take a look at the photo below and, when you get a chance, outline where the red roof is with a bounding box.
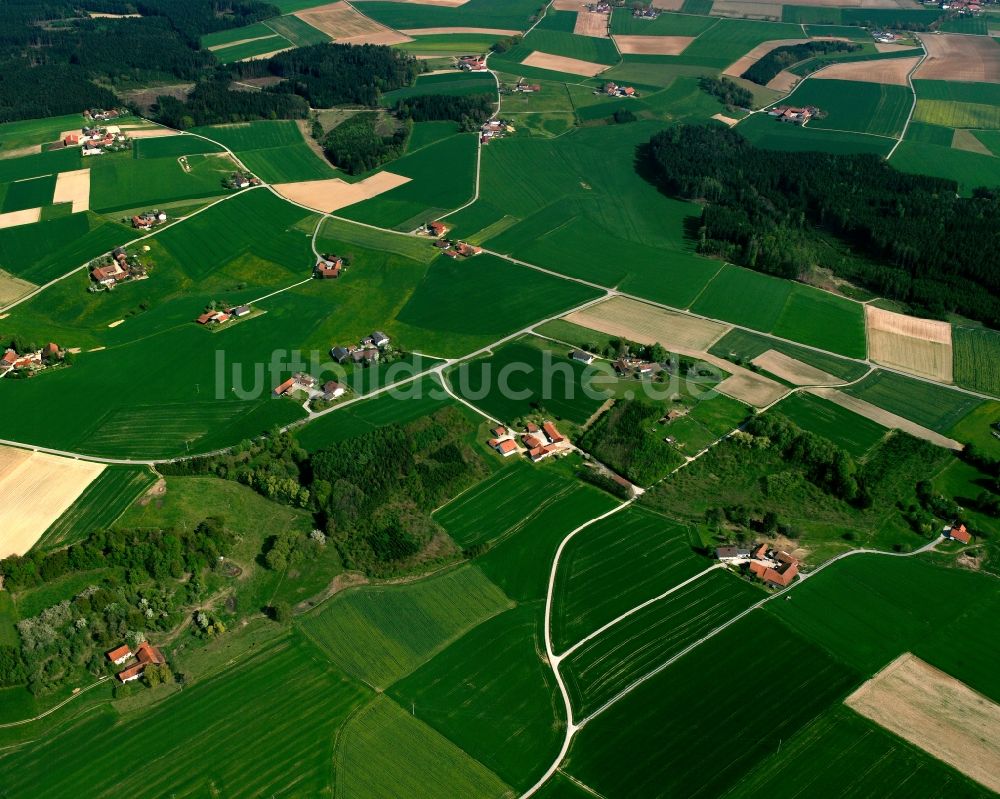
[2,351,17,365]
[196,312,214,324]
[950,525,971,544]
[492,425,507,437]
[487,438,498,447]
[429,221,446,234]
[274,378,295,395]
[543,421,564,443]
[496,439,518,454]
[117,663,144,682]
[525,422,539,433]
[106,644,131,662]
[753,543,767,559]
[749,561,767,578]
[523,434,543,449]
[135,641,165,665]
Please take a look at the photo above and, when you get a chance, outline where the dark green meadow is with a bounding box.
[89,150,235,213]
[843,370,984,434]
[191,120,337,183]
[561,569,761,716]
[780,78,911,138]
[708,327,869,381]
[353,0,541,30]
[565,611,859,797]
[0,633,371,798]
[389,604,565,791]
[737,112,895,157]
[772,391,887,457]
[551,505,709,651]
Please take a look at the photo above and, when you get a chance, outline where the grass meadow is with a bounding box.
[708,328,869,381]
[843,370,984,433]
[691,266,867,357]
[0,146,82,183]
[211,34,292,64]
[737,112,895,157]
[296,565,513,690]
[952,325,1000,397]
[783,79,911,138]
[731,705,992,799]
[446,338,607,425]
[890,140,1000,195]
[335,695,512,799]
[382,72,496,104]
[565,611,859,797]
[352,0,541,31]
[561,569,761,716]
[675,19,804,69]
[772,392,887,457]
[2,174,54,212]
[192,120,337,183]
[551,505,709,651]
[768,554,1000,701]
[610,10,717,36]
[0,633,370,798]
[34,466,157,549]
[516,28,620,67]
[89,151,234,213]
[0,112,84,152]
[200,21,275,48]
[389,605,565,790]
[134,135,225,159]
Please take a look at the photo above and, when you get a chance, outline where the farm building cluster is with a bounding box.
[0,342,64,378]
[480,118,514,143]
[106,641,167,683]
[588,2,612,12]
[423,222,483,257]
[457,55,488,72]
[195,304,252,326]
[872,29,898,43]
[716,543,800,589]
[227,171,262,190]
[328,331,392,367]
[601,82,638,98]
[632,4,660,17]
[768,105,818,124]
[63,124,129,156]
[274,372,347,403]
[511,80,541,93]
[131,209,168,230]
[84,107,124,122]
[938,0,982,14]
[89,246,150,288]
[314,254,346,279]
[488,420,571,463]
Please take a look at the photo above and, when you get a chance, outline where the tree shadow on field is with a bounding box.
[633,140,703,247]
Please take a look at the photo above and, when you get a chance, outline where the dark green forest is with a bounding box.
[741,40,858,86]
[641,124,1000,327]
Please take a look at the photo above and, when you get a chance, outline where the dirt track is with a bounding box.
[847,653,1000,794]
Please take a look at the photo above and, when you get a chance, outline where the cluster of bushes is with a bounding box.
[395,93,494,130]
[741,41,858,86]
[578,399,684,486]
[491,35,522,53]
[640,124,1000,327]
[698,76,753,110]
[0,517,232,592]
[323,111,411,175]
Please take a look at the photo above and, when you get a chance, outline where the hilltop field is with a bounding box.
[0,1,998,796]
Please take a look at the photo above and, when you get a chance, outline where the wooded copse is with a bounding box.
[395,93,495,129]
[323,112,411,174]
[741,40,859,86]
[641,125,1000,327]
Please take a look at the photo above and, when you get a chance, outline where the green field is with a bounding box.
[297,565,512,689]
[610,10,718,36]
[0,112,84,153]
[447,338,607,425]
[335,695,511,799]
[0,211,130,284]
[769,554,1000,700]
[914,79,1000,105]
[34,466,157,550]
[192,120,337,183]
[914,99,1000,130]
[0,147,82,183]
[211,34,292,64]
[551,505,709,651]
[393,253,601,356]
[904,120,955,145]
[0,633,370,797]
[389,605,564,790]
[890,140,1000,194]
[200,21,276,48]
[337,131,478,230]
[731,705,992,798]
[691,266,867,357]
[675,18,805,69]
[565,611,859,797]
[397,34,510,57]
[2,174,55,212]
[708,327,869,381]
[772,392,887,456]
[737,112,895,156]
[782,79,911,138]
[953,325,1000,396]
[843,370,984,434]
[264,14,330,46]
[561,569,761,716]
[352,0,540,31]
[133,135,225,159]
[89,152,235,213]
[515,28,620,67]
[381,71,497,104]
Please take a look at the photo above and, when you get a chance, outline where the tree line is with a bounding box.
[395,93,494,130]
[741,41,858,86]
[640,124,1000,327]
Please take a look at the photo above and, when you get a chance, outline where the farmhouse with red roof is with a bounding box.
[948,523,972,544]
